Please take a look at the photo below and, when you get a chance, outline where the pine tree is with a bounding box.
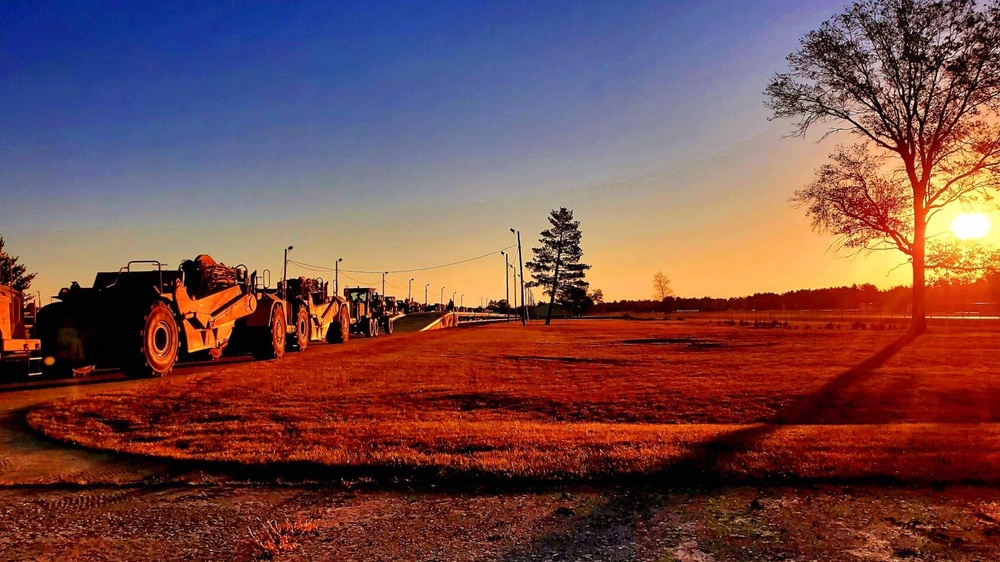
[525,208,591,325]
[0,235,35,292]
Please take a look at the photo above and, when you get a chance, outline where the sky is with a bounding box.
[3,0,998,305]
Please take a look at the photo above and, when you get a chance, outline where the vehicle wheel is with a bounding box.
[327,307,350,344]
[125,302,179,378]
[292,307,309,351]
[370,317,379,337]
[253,306,286,360]
[384,317,394,335]
[34,303,72,377]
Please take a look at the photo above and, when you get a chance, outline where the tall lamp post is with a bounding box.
[408,278,414,302]
[334,257,343,295]
[440,286,445,310]
[510,265,518,316]
[460,293,464,308]
[282,245,293,322]
[500,251,510,322]
[510,228,526,326]
[425,283,430,307]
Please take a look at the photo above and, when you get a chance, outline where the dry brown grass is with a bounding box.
[27,320,1000,482]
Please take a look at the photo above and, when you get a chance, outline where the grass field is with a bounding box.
[27,319,1000,483]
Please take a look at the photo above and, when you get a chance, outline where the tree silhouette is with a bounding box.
[766,0,1000,334]
[0,235,36,293]
[525,208,591,325]
[652,271,674,301]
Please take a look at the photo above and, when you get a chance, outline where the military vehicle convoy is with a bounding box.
[34,255,287,378]
[5,248,425,380]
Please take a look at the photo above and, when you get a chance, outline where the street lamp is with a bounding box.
[500,251,510,322]
[511,228,526,326]
[334,257,343,295]
[460,293,464,308]
[408,278,414,301]
[440,286,445,309]
[425,283,430,306]
[509,264,518,315]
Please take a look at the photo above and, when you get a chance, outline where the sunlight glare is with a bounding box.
[950,213,991,240]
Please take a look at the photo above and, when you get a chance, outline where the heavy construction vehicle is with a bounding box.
[35,255,286,378]
[344,287,393,337]
[0,284,42,377]
[281,276,350,350]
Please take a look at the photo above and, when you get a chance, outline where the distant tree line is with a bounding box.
[595,274,1000,315]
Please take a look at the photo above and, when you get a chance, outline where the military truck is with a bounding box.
[344,287,393,337]
[282,276,350,350]
[35,255,286,377]
[0,284,42,377]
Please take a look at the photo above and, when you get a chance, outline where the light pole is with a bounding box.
[452,291,456,307]
[510,264,518,315]
[460,293,464,308]
[501,251,510,322]
[425,283,430,306]
[511,228,526,326]
[440,286,445,309]
[334,257,343,295]
[408,278,414,301]
[282,245,293,301]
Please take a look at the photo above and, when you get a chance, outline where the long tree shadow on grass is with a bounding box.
[502,331,921,561]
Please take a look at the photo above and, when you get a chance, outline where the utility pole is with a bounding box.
[500,251,510,322]
[425,283,430,306]
[440,286,445,309]
[382,271,387,295]
[511,228,527,326]
[460,294,464,308]
[510,265,518,316]
[408,278,414,301]
[282,245,293,322]
[334,257,342,295]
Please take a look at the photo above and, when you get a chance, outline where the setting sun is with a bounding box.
[950,213,991,240]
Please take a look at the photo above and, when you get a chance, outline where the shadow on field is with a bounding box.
[501,331,920,561]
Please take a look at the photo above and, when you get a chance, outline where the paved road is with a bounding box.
[0,362,234,486]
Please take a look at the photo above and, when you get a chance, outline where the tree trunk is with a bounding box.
[545,252,561,326]
[910,215,928,335]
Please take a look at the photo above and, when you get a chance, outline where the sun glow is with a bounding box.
[950,213,991,240]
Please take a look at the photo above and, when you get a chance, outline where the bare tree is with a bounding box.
[766,0,1000,334]
[652,271,674,301]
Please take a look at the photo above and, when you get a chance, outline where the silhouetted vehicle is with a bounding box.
[0,284,41,377]
[35,255,286,378]
[344,287,393,337]
[281,276,351,349]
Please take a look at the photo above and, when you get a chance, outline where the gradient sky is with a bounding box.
[3,1,998,304]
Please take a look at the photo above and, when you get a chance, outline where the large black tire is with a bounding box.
[370,317,379,337]
[383,317,394,335]
[253,306,286,360]
[291,307,309,351]
[125,302,179,378]
[34,302,72,377]
[326,307,350,344]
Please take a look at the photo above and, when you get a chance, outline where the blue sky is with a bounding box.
[6,0,961,303]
